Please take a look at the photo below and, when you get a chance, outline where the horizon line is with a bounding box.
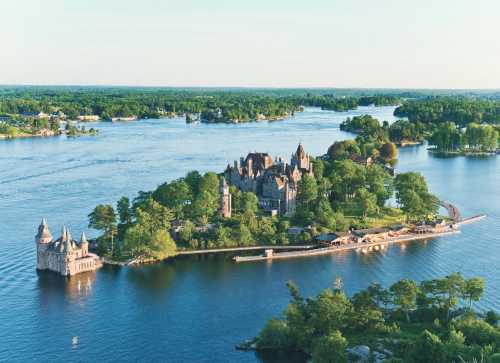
[1,83,500,92]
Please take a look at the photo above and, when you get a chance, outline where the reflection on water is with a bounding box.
[37,270,96,301]
[126,261,177,292]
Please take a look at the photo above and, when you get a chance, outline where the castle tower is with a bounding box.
[219,177,232,218]
[36,218,53,244]
[80,232,89,256]
[35,218,53,270]
[292,143,311,172]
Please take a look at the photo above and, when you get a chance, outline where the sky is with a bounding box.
[1,0,499,89]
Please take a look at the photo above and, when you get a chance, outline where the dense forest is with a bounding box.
[394,97,500,126]
[251,274,500,363]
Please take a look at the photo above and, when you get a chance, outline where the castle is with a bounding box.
[225,143,313,216]
[35,219,102,276]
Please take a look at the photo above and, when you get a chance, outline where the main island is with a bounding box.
[37,134,484,275]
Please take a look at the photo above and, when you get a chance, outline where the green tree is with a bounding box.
[297,174,318,209]
[394,172,439,221]
[380,142,398,161]
[408,330,446,363]
[355,188,378,217]
[390,279,418,322]
[117,196,132,225]
[311,330,348,363]
[88,204,117,253]
[463,277,485,309]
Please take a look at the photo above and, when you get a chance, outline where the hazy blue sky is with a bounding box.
[2,0,499,88]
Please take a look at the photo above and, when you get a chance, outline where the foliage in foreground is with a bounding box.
[255,273,498,363]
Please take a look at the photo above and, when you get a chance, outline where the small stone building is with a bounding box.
[35,219,102,276]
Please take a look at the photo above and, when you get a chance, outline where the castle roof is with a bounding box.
[36,218,53,241]
[296,143,305,158]
[80,232,88,245]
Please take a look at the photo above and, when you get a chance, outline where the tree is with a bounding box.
[309,289,353,335]
[390,279,418,322]
[117,197,132,225]
[355,188,378,217]
[192,190,218,224]
[234,221,254,246]
[311,330,348,363]
[153,180,192,218]
[394,172,439,221]
[463,277,485,309]
[179,220,195,245]
[88,205,117,254]
[408,330,445,363]
[297,174,318,209]
[380,142,398,161]
[241,192,259,214]
[315,197,336,229]
[257,319,292,350]
[136,198,174,236]
[88,204,117,232]
[149,229,177,259]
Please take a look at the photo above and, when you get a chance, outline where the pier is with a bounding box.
[177,244,314,255]
[234,229,461,262]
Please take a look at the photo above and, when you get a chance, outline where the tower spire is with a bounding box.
[36,218,53,244]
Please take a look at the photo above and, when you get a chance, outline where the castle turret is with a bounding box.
[61,226,73,253]
[80,232,89,256]
[219,177,232,218]
[36,218,53,244]
[36,218,53,270]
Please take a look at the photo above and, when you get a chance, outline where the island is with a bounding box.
[241,273,500,363]
[83,130,471,266]
[0,113,98,139]
[394,96,500,155]
[340,112,500,155]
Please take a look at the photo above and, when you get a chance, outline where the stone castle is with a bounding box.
[35,219,102,276]
[224,143,313,216]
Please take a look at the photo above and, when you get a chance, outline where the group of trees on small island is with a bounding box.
[252,273,500,363]
[87,134,438,261]
[395,96,500,127]
[340,113,500,154]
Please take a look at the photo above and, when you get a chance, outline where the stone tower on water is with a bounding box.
[35,219,101,276]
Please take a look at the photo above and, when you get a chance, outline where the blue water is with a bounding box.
[0,106,498,362]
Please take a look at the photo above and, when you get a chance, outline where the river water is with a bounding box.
[0,106,498,362]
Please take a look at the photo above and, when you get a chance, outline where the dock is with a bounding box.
[234,230,461,262]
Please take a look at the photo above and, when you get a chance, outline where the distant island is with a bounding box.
[0,114,98,140]
[0,87,405,129]
[340,111,500,156]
